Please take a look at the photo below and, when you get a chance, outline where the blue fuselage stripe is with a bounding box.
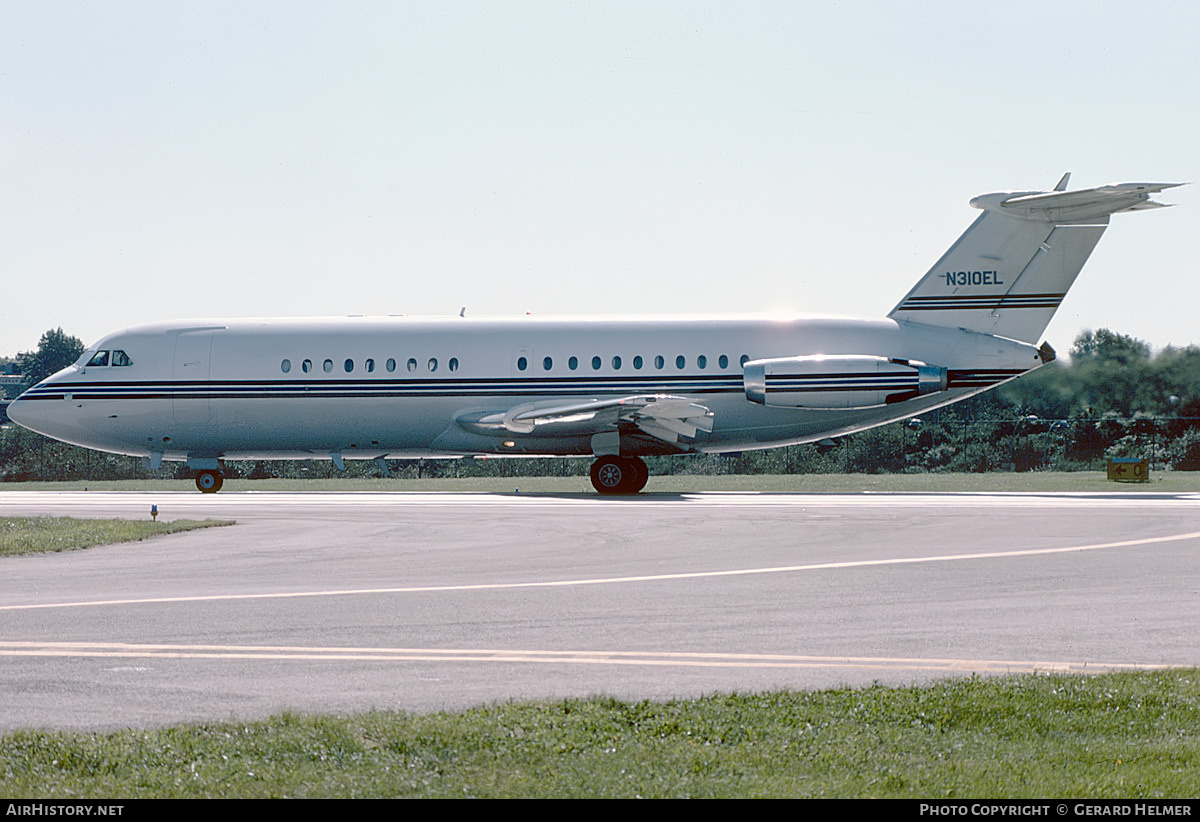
[19,367,1025,401]
[20,376,746,401]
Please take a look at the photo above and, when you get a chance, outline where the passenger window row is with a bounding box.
[280,357,460,375]
[516,353,750,372]
[278,352,750,376]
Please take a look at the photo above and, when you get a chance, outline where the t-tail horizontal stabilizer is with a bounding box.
[889,177,1182,344]
[970,181,1183,223]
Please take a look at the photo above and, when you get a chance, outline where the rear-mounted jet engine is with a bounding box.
[743,355,948,410]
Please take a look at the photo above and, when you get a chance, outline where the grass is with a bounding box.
[1,670,1197,798]
[0,516,235,557]
[3,470,1200,494]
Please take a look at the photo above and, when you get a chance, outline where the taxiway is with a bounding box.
[2,490,1198,730]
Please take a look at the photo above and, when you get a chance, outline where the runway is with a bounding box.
[2,489,1199,730]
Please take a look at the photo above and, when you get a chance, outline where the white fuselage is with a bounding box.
[9,313,1042,465]
[10,177,1176,491]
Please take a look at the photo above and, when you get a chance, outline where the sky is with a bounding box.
[2,1,1197,358]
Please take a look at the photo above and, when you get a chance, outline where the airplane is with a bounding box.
[7,175,1181,494]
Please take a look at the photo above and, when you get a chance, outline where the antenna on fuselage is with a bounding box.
[459,306,467,318]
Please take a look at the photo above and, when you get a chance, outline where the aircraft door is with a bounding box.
[172,331,213,424]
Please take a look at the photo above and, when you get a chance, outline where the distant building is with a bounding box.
[1,365,26,401]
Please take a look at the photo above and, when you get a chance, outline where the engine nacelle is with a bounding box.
[744,355,948,410]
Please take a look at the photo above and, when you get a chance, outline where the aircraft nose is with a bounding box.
[5,395,43,432]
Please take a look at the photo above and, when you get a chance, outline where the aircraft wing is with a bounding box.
[480,394,715,444]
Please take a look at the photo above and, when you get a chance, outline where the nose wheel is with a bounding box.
[195,469,224,493]
[589,456,648,494]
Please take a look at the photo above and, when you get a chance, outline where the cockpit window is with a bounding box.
[87,350,109,367]
[111,350,131,367]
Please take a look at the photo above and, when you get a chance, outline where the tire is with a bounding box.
[590,456,630,494]
[589,456,647,495]
[195,470,224,493]
[628,456,649,492]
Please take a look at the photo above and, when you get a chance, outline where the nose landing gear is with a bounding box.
[589,456,649,495]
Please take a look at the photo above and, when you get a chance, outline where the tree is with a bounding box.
[1068,329,1154,417]
[16,328,85,388]
[1070,328,1150,364]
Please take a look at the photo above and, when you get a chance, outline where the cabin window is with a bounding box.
[386,358,396,372]
[281,359,292,373]
[543,356,553,370]
[323,359,333,373]
[697,355,707,369]
[633,355,643,370]
[517,356,528,371]
[365,358,375,373]
[719,354,729,369]
[344,358,354,373]
[591,356,601,370]
[407,358,417,372]
[428,358,438,372]
[654,355,664,369]
[111,350,131,367]
[449,358,459,372]
[302,359,313,373]
[568,356,578,370]
[740,354,750,367]
[675,355,686,369]
[87,351,109,367]
[611,355,622,370]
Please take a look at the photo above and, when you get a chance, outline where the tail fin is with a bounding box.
[888,178,1181,343]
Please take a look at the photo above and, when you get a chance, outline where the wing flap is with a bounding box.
[473,394,714,444]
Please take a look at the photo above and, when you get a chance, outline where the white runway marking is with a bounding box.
[0,641,1178,675]
[6,528,1200,612]
[3,490,1200,509]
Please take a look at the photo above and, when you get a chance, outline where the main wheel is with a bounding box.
[590,456,631,494]
[628,456,649,493]
[589,456,647,495]
[195,469,224,493]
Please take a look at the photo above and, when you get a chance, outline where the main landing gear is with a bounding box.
[589,455,649,495]
[195,469,224,493]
